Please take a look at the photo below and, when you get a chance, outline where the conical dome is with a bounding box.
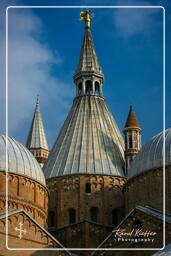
[43,96,125,178]
[43,10,125,179]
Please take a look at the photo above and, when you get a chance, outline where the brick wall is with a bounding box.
[0,172,48,227]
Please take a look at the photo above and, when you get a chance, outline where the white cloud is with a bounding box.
[0,8,74,146]
[113,3,161,39]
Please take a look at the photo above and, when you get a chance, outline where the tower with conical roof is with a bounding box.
[123,105,141,175]
[43,10,126,248]
[26,96,50,167]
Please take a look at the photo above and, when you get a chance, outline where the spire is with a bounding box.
[26,96,49,167]
[73,10,104,97]
[124,105,140,128]
[74,10,103,77]
[75,28,103,75]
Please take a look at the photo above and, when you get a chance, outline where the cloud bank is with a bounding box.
[1,8,74,146]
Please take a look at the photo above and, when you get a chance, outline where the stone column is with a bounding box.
[82,80,86,94]
[92,80,95,94]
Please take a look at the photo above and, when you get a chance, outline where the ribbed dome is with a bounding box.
[129,128,171,179]
[43,96,125,178]
[0,135,46,186]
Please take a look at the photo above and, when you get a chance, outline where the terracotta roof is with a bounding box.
[124,105,140,128]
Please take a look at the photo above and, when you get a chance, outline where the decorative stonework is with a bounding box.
[14,222,27,239]
[0,210,72,256]
[0,171,48,227]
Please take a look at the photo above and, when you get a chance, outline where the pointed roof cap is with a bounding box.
[74,11,103,78]
[26,96,48,150]
[124,105,140,128]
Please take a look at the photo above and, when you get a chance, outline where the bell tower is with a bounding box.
[73,9,104,97]
[123,105,141,175]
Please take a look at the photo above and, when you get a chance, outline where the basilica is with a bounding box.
[0,9,171,256]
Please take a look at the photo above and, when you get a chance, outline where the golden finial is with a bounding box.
[80,9,94,29]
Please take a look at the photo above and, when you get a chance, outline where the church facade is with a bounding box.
[0,9,170,256]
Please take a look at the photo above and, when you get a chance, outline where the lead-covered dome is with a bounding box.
[43,96,125,178]
[129,128,171,179]
[0,135,46,186]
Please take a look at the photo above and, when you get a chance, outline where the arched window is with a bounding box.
[85,80,92,94]
[78,82,82,95]
[112,208,119,226]
[90,207,98,222]
[95,81,100,95]
[125,136,128,149]
[68,208,76,224]
[129,136,133,148]
[85,183,91,193]
[48,211,55,227]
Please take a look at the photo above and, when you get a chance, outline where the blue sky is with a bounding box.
[0,0,170,149]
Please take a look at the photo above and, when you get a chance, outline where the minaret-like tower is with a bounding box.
[123,105,141,175]
[73,10,104,97]
[26,96,50,167]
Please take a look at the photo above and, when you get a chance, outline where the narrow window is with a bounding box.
[78,82,82,95]
[125,136,128,149]
[95,81,100,95]
[90,207,98,222]
[85,183,91,193]
[85,80,92,94]
[129,137,133,148]
[112,209,119,226]
[48,211,55,227]
[68,208,76,224]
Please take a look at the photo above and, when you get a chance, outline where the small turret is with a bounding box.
[26,96,50,167]
[123,105,141,175]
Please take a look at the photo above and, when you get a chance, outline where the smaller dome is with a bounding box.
[0,135,46,186]
[129,128,171,179]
